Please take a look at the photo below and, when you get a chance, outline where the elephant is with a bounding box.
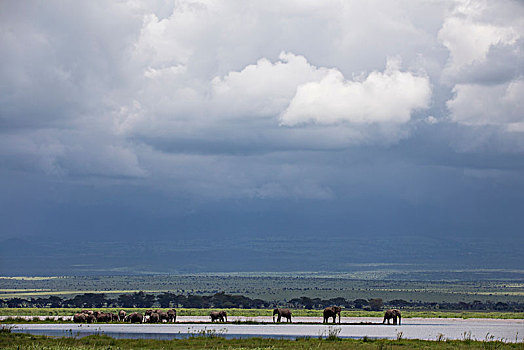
[73,313,86,323]
[126,312,144,323]
[210,311,227,322]
[144,309,155,322]
[210,311,221,322]
[149,312,160,323]
[158,311,169,322]
[96,312,111,322]
[383,309,401,325]
[167,309,176,323]
[86,314,96,323]
[273,308,292,323]
[108,312,119,322]
[118,310,126,321]
[323,306,342,323]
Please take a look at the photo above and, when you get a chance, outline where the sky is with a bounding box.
[1,0,523,273]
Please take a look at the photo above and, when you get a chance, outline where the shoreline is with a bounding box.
[1,308,523,319]
[3,317,523,343]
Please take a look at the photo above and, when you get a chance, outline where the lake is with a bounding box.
[7,317,524,342]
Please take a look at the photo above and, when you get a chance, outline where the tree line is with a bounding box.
[1,292,522,311]
[287,296,523,311]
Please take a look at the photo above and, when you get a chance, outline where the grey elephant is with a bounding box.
[273,308,292,323]
[383,309,401,325]
[145,309,154,317]
[149,312,160,323]
[118,310,126,322]
[167,309,176,322]
[210,311,227,322]
[323,306,342,323]
[157,311,169,322]
[126,312,143,323]
[73,313,86,323]
[96,312,111,322]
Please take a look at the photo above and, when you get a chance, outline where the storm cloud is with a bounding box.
[0,0,523,273]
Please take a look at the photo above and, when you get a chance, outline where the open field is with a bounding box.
[1,331,523,349]
[0,290,170,298]
[0,277,60,281]
[1,308,523,320]
[2,273,524,303]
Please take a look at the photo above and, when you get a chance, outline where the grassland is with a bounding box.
[0,277,59,281]
[0,332,522,349]
[0,290,170,298]
[2,274,524,303]
[1,308,522,320]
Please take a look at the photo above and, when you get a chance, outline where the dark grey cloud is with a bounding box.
[0,0,523,273]
[451,39,524,86]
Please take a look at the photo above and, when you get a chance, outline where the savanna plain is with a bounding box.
[1,272,523,349]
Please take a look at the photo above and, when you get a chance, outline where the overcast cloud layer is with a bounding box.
[1,0,523,272]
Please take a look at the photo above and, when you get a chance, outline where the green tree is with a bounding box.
[157,292,176,308]
[368,298,383,311]
[117,292,154,308]
[353,299,368,309]
[68,293,108,308]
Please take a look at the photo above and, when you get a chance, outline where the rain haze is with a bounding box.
[1,0,523,275]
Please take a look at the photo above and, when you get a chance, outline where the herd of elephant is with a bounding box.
[73,309,176,323]
[74,308,401,325]
[273,307,401,325]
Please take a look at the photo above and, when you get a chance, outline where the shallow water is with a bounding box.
[7,318,524,342]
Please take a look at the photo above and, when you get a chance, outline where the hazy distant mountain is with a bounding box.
[1,234,522,276]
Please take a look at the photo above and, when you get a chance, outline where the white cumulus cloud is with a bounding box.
[447,78,524,127]
[439,17,519,74]
[440,0,524,130]
[280,57,431,126]
[210,52,329,118]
